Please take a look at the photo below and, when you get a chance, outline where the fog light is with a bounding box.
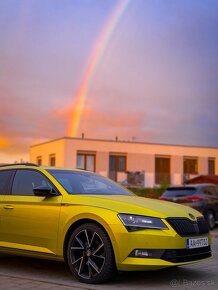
[135,250,151,257]
[129,249,164,258]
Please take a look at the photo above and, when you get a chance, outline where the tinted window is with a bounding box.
[215,187,218,197]
[12,170,53,196]
[0,170,13,195]
[203,186,218,196]
[47,170,133,196]
[163,187,196,197]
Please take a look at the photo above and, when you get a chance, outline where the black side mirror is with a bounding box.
[33,185,57,197]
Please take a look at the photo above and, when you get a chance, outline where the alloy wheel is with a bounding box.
[70,229,105,279]
[206,210,215,230]
[67,221,117,284]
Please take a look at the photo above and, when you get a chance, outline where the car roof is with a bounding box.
[167,183,217,190]
[0,163,81,172]
[0,163,39,169]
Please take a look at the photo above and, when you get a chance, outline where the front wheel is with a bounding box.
[205,210,216,230]
[67,223,116,284]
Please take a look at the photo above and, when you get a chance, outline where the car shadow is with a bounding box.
[0,253,216,289]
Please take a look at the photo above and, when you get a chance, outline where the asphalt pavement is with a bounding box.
[0,227,217,290]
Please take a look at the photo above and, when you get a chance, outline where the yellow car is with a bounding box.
[0,163,212,284]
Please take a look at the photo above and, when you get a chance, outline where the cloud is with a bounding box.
[0,136,11,150]
[0,88,66,159]
[76,105,155,141]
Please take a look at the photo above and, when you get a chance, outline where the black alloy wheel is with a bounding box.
[206,210,216,230]
[67,223,116,284]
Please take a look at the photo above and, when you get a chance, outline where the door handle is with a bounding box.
[3,205,14,210]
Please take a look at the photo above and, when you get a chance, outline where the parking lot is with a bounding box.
[0,227,217,290]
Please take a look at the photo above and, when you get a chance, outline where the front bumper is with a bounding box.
[109,222,212,271]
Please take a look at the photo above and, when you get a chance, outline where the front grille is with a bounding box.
[161,246,211,263]
[166,217,209,237]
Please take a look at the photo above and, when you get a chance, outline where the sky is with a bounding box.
[0,0,218,163]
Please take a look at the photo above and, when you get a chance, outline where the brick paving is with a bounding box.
[0,274,88,290]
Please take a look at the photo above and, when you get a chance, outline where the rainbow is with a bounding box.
[67,0,131,137]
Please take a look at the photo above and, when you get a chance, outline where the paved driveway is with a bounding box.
[0,228,217,290]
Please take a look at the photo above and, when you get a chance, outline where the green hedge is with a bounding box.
[127,186,167,199]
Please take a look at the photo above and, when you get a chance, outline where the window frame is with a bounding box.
[155,155,171,185]
[0,169,15,195]
[183,157,198,175]
[36,156,42,166]
[49,154,56,167]
[109,154,127,181]
[208,158,215,175]
[9,169,60,197]
[76,151,96,172]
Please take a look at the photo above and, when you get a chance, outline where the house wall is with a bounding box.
[199,157,208,175]
[216,158,218,175]
[96,151,109,177]
[30,137,218,187]
[171,156,183,185]
[30,139,65,166]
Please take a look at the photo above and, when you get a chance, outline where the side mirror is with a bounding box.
[33,185,58,197]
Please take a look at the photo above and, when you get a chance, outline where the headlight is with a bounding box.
[118,214,168,231]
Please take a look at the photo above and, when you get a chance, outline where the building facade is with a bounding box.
[30,137,218,187]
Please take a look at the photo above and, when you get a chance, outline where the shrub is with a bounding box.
[128,186,167,199]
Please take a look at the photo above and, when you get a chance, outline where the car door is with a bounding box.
[0,169,15,225]
[0,169,62,256]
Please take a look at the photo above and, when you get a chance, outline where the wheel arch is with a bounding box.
[63,218,118,264]
[203,207,217,229]
[203,206,217,219]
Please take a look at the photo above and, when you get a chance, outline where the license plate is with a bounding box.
[186,237,208,249]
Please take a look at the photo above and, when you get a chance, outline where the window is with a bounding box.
[48,169,132,196]
[109,155,126,181]
[203,186,218,197]
[155,156,171,185]
[208,158,215,175]
[11,170,53,196]
[36,156,42,166]
[0,170,14,195]
[184,157,198,175]
[49,154,56,167]
[76,152,96,172]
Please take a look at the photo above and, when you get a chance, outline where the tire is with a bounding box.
[205,210,216,230]
[67,223,116,284]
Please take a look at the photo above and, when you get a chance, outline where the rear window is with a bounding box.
[163,187,196,197]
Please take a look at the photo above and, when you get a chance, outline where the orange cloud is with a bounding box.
[76,106,155,141]
[0,89,66,161]
[0,137,11,150]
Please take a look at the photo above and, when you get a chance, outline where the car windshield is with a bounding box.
[47,169,133,196]
[163,187,196,197]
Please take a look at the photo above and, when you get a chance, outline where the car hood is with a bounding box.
[65,194,203,219]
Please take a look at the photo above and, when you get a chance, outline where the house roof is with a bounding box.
[185,175,218,185]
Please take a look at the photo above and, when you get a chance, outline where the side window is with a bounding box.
[11,170,53,196]
[209,186,218,196]
[0,170,14,195]
[203,186,217,196]
[215,187,218,197]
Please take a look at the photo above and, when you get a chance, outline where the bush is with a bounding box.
[128,186,166,199]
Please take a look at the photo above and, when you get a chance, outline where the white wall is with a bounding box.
[30,137,218,187]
